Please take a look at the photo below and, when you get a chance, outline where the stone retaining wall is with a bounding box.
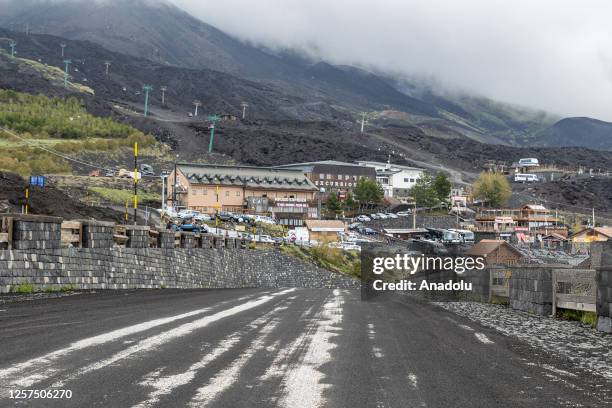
[0,247,358,293]
[596,242,612,333]
[508,266,554,316]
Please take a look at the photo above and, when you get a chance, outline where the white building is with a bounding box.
[357,161,425,199]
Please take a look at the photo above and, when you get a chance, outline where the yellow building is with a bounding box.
[570,227,612,243]
[167,163,319,225]
[304,220,346,243]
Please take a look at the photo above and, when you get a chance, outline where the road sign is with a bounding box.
[29,176,45,187]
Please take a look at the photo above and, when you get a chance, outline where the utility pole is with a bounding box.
[592,208,596,228]
[160,86,167,105]
[241,102,249,119]
[413,202,417,229]
[193,100,202,117]
[104,61,111,75]
[142,85,153,117]
[173,155,178,210]
[63,59,72,88]
[60,43,66,57]
[133,142,138,225]
[360,112,367,133]
[207,115,221,153]
[8,40,16,57]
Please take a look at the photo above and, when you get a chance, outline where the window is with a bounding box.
[327,174,332,179]
[236,191,241,197]
[192,189,197,195]
[404,178,409,183]
[203,189,208,195]
[225,191,230,197]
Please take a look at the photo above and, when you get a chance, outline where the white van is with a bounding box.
[514,173,538,183]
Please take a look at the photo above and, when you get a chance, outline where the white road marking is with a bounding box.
[0,291,285,388]
[135,302,293,408]
[474,332,494,344]
[407,373,418,388]
[458,324,475,332]
[187,314,283,407]
[258,306,316,382]
[373,346,384,358]
[279,294,344,408]
[50,289,295,388]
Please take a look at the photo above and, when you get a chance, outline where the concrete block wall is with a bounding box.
[157,231,175,249]
[509,266,553,316]
[125,226,150,248]
[595,241,612,333]
[1,214,62,250]
[181,232,195,249]
[80,220,115,249]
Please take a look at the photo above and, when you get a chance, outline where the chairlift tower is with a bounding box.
[142,85,153,117]
[241,102,249,119]
[63,59,72,88]
[193,100,202,117]
[207,115,221,153]
[60,43,66,57]
[160,86,168,105]
[8,40,16,57]
[104,61,111,75]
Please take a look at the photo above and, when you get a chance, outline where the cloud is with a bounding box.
[172,0,612,120]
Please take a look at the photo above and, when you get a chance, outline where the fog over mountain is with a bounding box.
[169,0,612,121]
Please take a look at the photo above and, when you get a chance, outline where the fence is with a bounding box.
[552,268,596,314]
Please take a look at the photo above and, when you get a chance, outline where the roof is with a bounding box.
[305,220,346,231]
[176,163,317,191]
[522,204,547,211]
[571,227,612,239]
[383,228,429,234]
[357,161,424,172]
[465,240,523,257]
[274,161,376,176]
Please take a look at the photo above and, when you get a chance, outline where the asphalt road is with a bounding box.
[0,289,607,408]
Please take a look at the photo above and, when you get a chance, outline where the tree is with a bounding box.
[343,192,357,213]
[326,192,342,217]
[353,178,384,210]
[472,172,511,207]
[433,172,452,203]
[410,173,438,207]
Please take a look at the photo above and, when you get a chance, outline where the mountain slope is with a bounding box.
[536,117,612,150]
[1,0,609,151]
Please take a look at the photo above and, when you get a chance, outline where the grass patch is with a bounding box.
[60,284,76,293]
[88,187,160,205]
[556,309,597,327]
[281,244,361,279]
[10,283,35,294]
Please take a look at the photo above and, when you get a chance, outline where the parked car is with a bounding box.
[104,169,115,177]
[348,222,362,230]
[356,215,371,222]
[258,235,276,243]
[385,213,398,219]
[376,213,388,219]
[178,210,200,219]
[370,213,380,220]
[255,215,276,225]
[194,213,212,222]
[140,163,155,176]
[362,227,377,235]
[396,210,412,217]
[215,211,233,221]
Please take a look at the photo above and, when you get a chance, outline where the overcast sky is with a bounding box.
[172,0,612,120]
